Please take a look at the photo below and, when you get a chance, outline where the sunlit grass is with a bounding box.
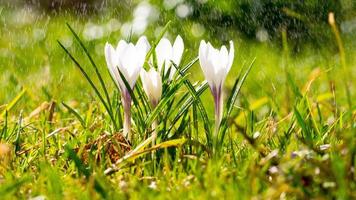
[0,4,355,199]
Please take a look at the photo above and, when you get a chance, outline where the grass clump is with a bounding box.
[0,6,355,200]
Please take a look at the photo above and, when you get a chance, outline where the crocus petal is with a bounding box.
[149,68,162,102]
[116,40,128,56]
[155,38,172,74]
[198,40,207,77]
[120,44,136,74]
[118,43,142,89]
[172,35,184,66]
[136,36,151,67]
[136,35,151,54]
[140,70,150,98]
[219,45,229,83]
[168,35,184,80]
[199,40,214,87]
[115,36,151,90]
[226,40,234,74]
[219,45,229,69]
[130,66,142,90]
[208,43,220,75]
[105,43,121,89]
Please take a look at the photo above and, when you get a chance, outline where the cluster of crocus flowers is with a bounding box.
[199,40,234,137]
[105,35,234,144]
[104,35,184,143]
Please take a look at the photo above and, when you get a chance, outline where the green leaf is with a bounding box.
[173,62,212,147]
[57,41,118,130]
[286,71,303,99]
[144,21,172,63]
[66,23,113,116]
[294,106,312,142]
[168,82,208,133]
[219,58,255,145]
[62,102,86,128]
[64,145,107,198]
[0,89,26,119]
[0,176,31,196]
[181,57,198,74]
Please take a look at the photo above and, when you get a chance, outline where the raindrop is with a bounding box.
[95,43,105,56]
[268,166,278,174]
[121,22,132,38]
[132,18,148,35]
[163,0,183,10]
[191,23,205,38]
[256,28,269,42]
[105,18,121,33]
[154,26,163,38]
[252,131,260,139]
[175,3,191,18]
[33,28,46,41]
[83,22,104,41]
[61,36,73,48]
[340,17,356,34]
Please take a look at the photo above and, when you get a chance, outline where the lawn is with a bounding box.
[0,2,355,199]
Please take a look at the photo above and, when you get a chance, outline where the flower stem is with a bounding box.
[150,101,159,162]
[122,91,132,141]
[213,85,223,139]
[152,120,158,147]
[151,119,158,162]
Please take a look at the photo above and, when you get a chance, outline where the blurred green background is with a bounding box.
[0,0,355,112]
[0,1,355,199]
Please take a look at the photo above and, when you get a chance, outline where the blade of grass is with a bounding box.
[64,145,107,198]
[168,82,208,134]
[181,57,198,74]
[0,176,31,196]
[219,58,255,145]
[286,72,303,99]
[173,62,212,147]
[120,137,185,164]
[294,106,312,142]
[62,102,86,128]
[66,23,113,114]
[57,41,118,130]
[0,111,8,140]
[144,21,172,63]
[0,89,26,119]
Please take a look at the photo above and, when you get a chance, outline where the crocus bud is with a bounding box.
[140,68,162,107]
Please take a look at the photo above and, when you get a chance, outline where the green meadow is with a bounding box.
[0,1,355,199]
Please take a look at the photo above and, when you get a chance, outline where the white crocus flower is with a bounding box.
[198,40,234,137]
[104,36,150,141]
[140,68,162,107]
[155,35,184,80]
[140,67,162,147]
